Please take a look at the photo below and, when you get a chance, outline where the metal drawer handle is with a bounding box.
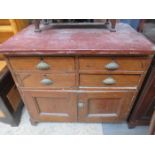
[40,78,53,85]
[102,77,116,85]
[36,60,50,70]
[105,61,119,70]
[78,102,84,108]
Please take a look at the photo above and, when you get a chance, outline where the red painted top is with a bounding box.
[0,23,154,56]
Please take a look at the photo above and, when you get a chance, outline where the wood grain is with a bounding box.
[6,55,153,123]
[16,73,76,88]
[78,91,135,122]
[0,23,154,55]
[1,24,153,124]
[9,56,75,72]
[6,85,21,112]
[79,57,150,74]
[128,58,155,127]
[22,90,77,122]
[80,74,141,88]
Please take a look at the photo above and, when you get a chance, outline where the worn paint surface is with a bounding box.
[0,23,154,55]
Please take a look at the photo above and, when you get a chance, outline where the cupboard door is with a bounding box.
[78,91,135,122]
[23,91,77,122]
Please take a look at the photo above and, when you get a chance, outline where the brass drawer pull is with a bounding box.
[102,77,116,85]
[36,60,50,70]
[105,61,119,70]
[40,78,53,85]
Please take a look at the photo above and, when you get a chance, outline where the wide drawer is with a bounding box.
[9,57,75,72]
[80,74,141,88]
[79,57,150,73]
[16,73,76,88]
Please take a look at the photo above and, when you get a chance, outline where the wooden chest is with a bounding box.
[0,23,154,124]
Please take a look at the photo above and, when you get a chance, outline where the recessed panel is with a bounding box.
[78,91,135,122]
[7,85,21,112]
[35,97,70,116]
[88,98,121,117]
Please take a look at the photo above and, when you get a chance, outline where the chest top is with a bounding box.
[0,23,154,56]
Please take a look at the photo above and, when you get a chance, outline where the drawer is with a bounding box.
[16,73,76,88]
[80,74,141,88]
[79,57,150,73]
[9,57,75,72]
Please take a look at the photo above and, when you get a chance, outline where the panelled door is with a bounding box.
[78,91,135,122]
[23,90,77,122]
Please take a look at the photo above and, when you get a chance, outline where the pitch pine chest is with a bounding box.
[0,23,154,124]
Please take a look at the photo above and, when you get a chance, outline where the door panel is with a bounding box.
[23,90,77,122]
[78,91,135,122]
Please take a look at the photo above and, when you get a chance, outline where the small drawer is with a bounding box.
[80,74,141,88]
[79,57,150,73]
[9,57,75,72]
[16,73,76,88]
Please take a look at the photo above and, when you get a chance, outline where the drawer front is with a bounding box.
[78,91,135,122]
[16,73,76,88]
[79,57,150,73]
[80,74,141,88]
[9,57,75,72]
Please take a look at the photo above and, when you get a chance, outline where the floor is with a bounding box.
[0,108,149,135]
